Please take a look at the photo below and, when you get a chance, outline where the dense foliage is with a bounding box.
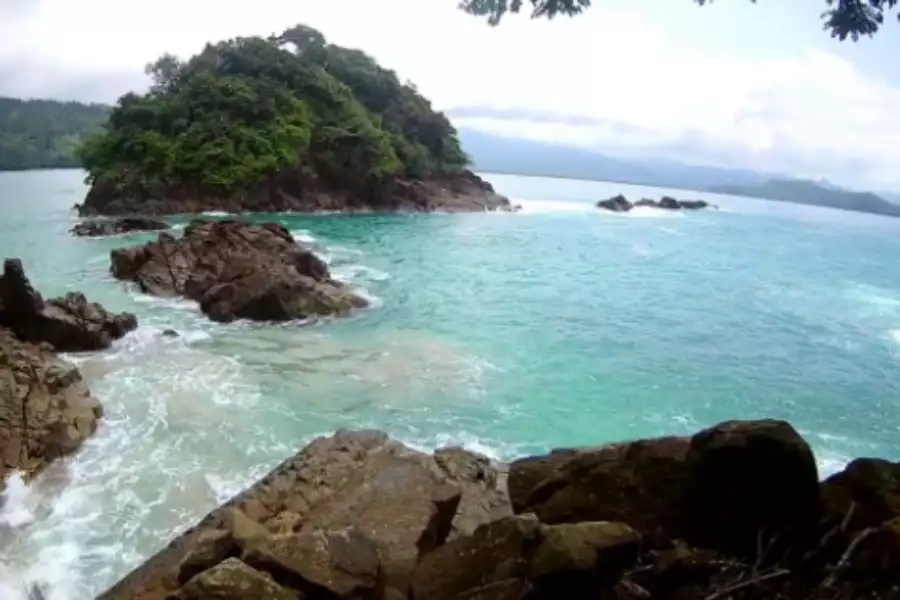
[0,98,108,171]
[461,0,899,41]
[80,25,469,201]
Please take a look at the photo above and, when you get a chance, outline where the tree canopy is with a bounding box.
[0,98,109,171]
[460,0,899,41]
[79,25,468,205]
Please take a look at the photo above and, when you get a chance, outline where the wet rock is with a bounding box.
[0,328,102,488]
[109,220,367,323]
[71,217,170,238]
[242,526,380,598]
[174,558,300,600]
[161,329,179,338]
[658,196,681,209]
[677,200,709,210]
[596,194,632,212]
[0,258,137,351]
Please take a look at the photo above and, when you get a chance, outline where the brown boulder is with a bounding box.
[109,220,367,323]
[433,446,512,538]
[0,258,137,351]
[174,558,301,600]
[821,458,900,532]
[0,328,102,488]
[71,217,170,238]
[242,526,380,598]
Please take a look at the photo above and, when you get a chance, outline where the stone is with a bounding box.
[433,446,511,538]
[224,508,269,552]
[529,521,640,579]
[242,526,380,598]
[596,195,632,212]
[0,258,137,351]
[109,220,367,323]
[177,529,235,584]
[71,217,170,238]
[0,328,102,488]
[265,511,304,534]
[821,458,900,532]
[174,557,301,600]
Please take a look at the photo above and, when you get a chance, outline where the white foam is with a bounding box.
[332,264,391,283]
[626,206,684,219]
[201,211,230,217]
[291,230,315,244]
[0,473,35,528]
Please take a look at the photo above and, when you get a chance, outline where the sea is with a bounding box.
[1,169,900,598]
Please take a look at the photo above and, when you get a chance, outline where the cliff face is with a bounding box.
[76,25,511,217]
[97,421,900,600]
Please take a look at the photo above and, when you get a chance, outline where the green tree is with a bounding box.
[460,0,899,41]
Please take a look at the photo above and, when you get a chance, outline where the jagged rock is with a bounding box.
[177,530,234,585]
[596,194,632,212]
[96,430,504,600]
[433,446,512,538]
[0,258,137,351]
[242,526,380,598]
[510,420,819,555]
[0,328,102,488]
[821,458,900,532]
[658,196,681,209]
[71,217,170,238]
[224,507,270,552]
[109,220,367,323]
[529,521,640,579]
[174,558,300,600]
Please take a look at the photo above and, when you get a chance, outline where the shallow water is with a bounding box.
[2,169,900,598]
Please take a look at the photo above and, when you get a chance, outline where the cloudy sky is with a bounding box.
[1,0,898,190]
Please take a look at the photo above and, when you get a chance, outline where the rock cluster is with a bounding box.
[71,217,171,237]
[597,194,711,212]
[109,220,368,323]
[0,259,134,489]
[0,258,137,352]
[97,420,900,600]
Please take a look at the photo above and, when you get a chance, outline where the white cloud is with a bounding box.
[1,0,898,189]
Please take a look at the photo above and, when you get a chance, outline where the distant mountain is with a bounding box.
[459,128,900,218]
[458,128,775,190]
[0,97,110,171]
[709,180,900,217]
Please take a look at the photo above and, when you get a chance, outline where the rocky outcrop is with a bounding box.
[109,220,368,323]
[597,195,712,212]
[98,421,900,600]
[71,217,171,238]
[80,169,511,217]
[0,327,103,488]
[0,258,137,352]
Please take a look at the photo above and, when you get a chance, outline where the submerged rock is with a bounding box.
[597,195,711,212]
[0,327,102,488]
[109,220,368,323]
[0,258,137,352]
[596,194,632,212]
[70,217,170,238]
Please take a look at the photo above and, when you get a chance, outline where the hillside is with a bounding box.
[709,179,900,217]
[78,25,507,216]
[0,97,109,171]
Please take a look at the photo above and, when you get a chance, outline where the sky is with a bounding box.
[1,0,899,191]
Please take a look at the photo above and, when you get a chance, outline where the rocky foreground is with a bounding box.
[81,170,511,217]
[99,421,900,600]
[110,220,368,323]
[71,217,171,238]
[598,195,711,213]
[0,259,137,488]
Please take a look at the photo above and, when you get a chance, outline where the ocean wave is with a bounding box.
[291,229,315,244]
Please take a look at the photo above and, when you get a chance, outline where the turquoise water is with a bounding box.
[2,169,900,598]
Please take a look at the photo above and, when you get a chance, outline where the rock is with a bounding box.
[71,217,170,238]
[410,515,541,600]
[621,197,709,211]
[80,168,510,216]
[96,430,503,600]
[821,458,900,532]
[177,529,235,584]
[224,508,270,552]
[684,419,821,554]
[242,526,380,598]
[109,220,367,323]
[0,327,102,488]
[174,558,300,600]
[596,195,632,212]
[658,196,681,209]
[529,521,640,579]
[677,200,709,210]
[161,329,179,338]
[433,446,512,538]
[0,258,137,351]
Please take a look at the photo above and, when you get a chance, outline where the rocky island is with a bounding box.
[109,219,367,323]
[597,195,711,213]
[76,25,510,217]
[71,217,171,238]
[0,259,137,489]
[96,420,900,600]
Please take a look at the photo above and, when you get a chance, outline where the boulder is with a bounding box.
[658,196,682,209]
[596,195,632,212]
[0,327,102,488]
[174,558,300,600]
[433,446,512,538]
[109,220,367,323]
[71,217,170,238]
[821,458,900,532]
[177,529,235,585]
[677,200,709,210]
[0,258,137,351]
[510,420,820,555]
